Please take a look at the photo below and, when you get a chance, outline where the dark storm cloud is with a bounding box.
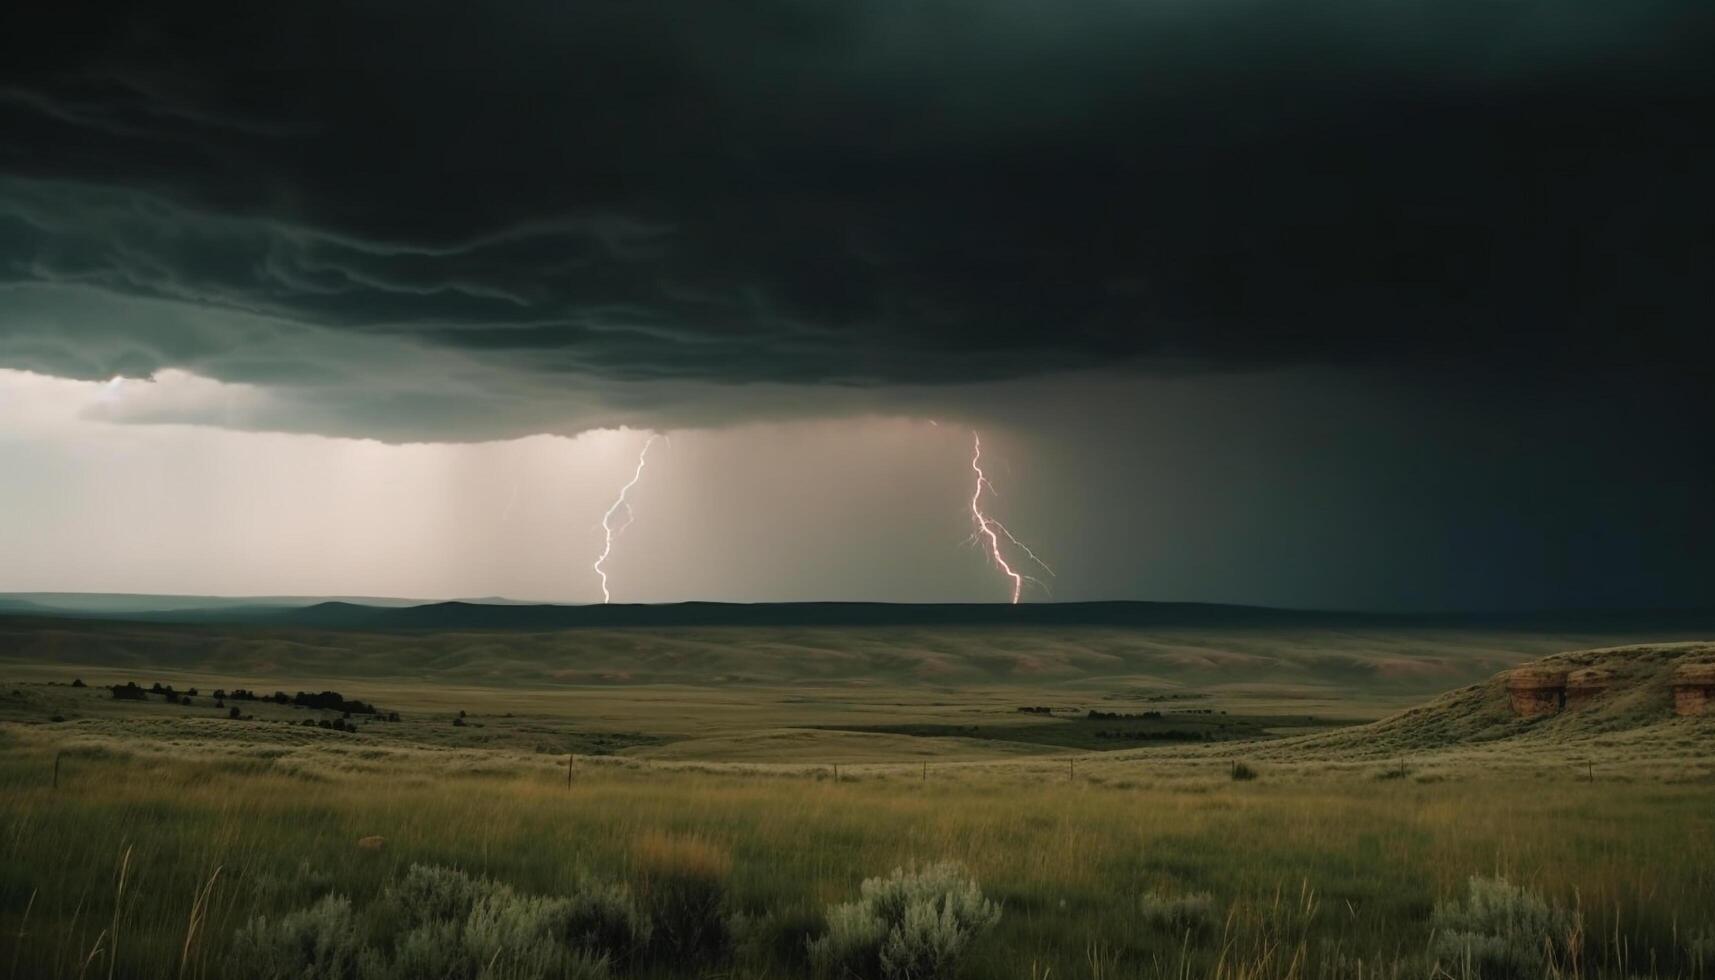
[1,0,1712,435]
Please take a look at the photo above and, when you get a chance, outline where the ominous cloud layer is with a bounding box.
[1,0,1712,438]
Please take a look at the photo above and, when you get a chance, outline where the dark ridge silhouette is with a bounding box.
[4,597,1711,633]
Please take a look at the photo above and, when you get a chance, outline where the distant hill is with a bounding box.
[0,593,433,615]
[4,606,1714,705]
[1134,642,1715,777]
[214,599,1344,631]
[6,593,1715,633]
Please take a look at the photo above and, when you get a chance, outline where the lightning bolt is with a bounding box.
[593,434,657,604]
[968,432,1052,604]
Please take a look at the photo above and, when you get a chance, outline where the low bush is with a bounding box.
[230,864,647,980]
[1139,891,1217,933]
[1430,875,1582,980]
[1230,762,1258,781]
[393,864,485,929]
[807,862,1001,980]
[230,894,375,980]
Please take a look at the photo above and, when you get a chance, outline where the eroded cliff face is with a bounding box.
[1674,664,1715,717]
[1494,646,1715,722]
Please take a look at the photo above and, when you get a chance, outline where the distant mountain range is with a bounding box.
[3,593,1714,633]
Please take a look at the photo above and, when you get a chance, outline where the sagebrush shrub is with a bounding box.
[230,894,375,980]
[807,862,1001,980]
[384,865,628,979]
[461,888,577,979]
[877,896,988,979]
[1430,875,1581,980]
[234,865,630,980]
[388,918,464,980]
[1139,891,1217,933]
[393,863,485,929]
[810,901,891,979]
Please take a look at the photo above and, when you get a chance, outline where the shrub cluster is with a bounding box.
[1139,891,1218,933]
[207,859,1690,980]
[231,858,1004,980]
[233,894,371,980]
[218,688,380,714]
[230,864,649,980]
[102,680,400,719]
[1430,875,1582,980]
[807,862,1002,980]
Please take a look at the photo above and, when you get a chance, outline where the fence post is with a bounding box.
[53,751,60,790]
[567,753,574,789]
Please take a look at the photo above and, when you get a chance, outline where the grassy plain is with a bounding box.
[1,619,1712,979]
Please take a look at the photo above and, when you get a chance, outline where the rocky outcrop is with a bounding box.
[1565,667,1615,709]
[1501,650,1715,720]
[1506,668,1567,718]
[1673,664,1715,716]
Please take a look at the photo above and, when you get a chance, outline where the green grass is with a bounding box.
[1,630,1712,978]
[2,750,1713,979]
[3,616,1690,700]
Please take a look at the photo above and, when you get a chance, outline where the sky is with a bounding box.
[0,1,1710,609]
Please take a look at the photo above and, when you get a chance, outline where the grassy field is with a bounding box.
[1,620,1713,979]
[4,614,1694,697]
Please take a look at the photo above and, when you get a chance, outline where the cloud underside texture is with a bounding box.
[1,0,1711,438]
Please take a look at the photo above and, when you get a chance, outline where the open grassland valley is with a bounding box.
[1,625,1714,980]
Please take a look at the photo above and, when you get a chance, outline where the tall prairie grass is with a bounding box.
[2,748,1713,978]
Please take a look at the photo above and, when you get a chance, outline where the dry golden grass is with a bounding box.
[632,831,733,883]
[1,637,1712,977]
[1,746,1712,979]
